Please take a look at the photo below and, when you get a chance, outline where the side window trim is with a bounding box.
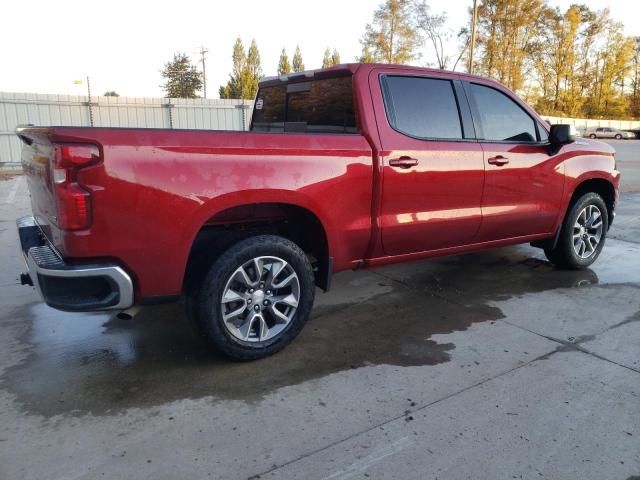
[453,79,477,140]
[380,74,477,143]
[463,80,544,144]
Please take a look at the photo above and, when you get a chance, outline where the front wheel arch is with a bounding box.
[566,178,616,230]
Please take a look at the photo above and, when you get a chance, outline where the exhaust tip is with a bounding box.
[116,305,142,321]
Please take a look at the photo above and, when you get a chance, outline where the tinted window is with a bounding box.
[538,124,549,143]
[251,76,356,133]
[383,76,463,139]
[471,83,537,142]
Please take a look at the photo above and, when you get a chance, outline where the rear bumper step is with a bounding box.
[16,216,134,311]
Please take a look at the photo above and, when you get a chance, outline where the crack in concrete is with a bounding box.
[608,310,640,331]
[502,320,640,375]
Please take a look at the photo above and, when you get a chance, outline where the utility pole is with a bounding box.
[86,75,94,127]
[200,46,208,98]
[468,0,478,74]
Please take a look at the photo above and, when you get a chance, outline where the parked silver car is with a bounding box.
[586,127,635,139]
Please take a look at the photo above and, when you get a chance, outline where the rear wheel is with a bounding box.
[188,235,315,360]
[615,134,622,140]
[544,192,608,269]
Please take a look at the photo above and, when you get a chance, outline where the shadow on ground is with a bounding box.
[2,246,602,417]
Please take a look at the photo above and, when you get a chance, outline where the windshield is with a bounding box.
[251,75,357,134]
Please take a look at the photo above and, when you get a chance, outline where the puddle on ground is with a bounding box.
[0,245,618,417]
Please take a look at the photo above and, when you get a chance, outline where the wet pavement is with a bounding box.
[1,171,639,479]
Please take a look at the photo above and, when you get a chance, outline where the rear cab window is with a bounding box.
[251,75,357,134]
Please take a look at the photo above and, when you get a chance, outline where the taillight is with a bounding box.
[52,143,101,230]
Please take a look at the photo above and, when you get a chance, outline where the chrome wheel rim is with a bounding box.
[572,205,603,259]
[220,256,300,343]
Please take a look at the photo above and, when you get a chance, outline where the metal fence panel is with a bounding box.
[0,92,253,167]
[544,116,640,130]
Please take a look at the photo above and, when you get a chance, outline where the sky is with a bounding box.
[1,0,638,99]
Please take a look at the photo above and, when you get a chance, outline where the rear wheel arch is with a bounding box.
[184,202,332,293]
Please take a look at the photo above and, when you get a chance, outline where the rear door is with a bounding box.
[464,81,564,242]
[370,69,485,255]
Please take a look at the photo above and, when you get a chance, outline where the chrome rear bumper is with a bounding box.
[17,216,134,311]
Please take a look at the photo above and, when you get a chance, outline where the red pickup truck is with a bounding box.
[16,64,619,360]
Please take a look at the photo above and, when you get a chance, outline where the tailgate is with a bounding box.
[17,128,58,242]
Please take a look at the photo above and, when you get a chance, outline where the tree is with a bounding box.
[463,2,637,119]
[361,0,420,64]
[586,19,634,118]
[322,48,341,67]
[219,37,262,99]
[475,0,548,94]
[533,5,582,114]
[322,48,332,68]
[292,45,305,72]
[278,48,292,75]
[414,1,457,69]
[220,37,246,99]
[243,39,262,99]
[631,37,640,117]
[331,49,341,65]
[161,53,203,98]
[103,91,119,97]
[358,45,377,63]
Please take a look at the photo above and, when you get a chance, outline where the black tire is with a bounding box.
[615,134,622,140]
[188,234,315,361]
[544,192,608,269]
[589,134,597,139]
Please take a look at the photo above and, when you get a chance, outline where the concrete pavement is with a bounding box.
[0,158,639,479]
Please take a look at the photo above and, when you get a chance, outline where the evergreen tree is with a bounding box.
[219,37,261,100]
[278,48,292,75]
[292,45,305,72]
[243,39,262,99]
[331,49,341,65]
[161,53,203,98]
[103,91,119,97]
[322,48,341,67]
[322,48,332,68]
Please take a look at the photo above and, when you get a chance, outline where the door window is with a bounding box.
[470,83,537,142]
[382,76,464,140]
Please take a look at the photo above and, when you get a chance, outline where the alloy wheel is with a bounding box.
[220,256,300,342]
[572,205,604,259]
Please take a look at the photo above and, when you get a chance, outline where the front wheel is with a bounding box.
[189,235,315,360]
[544,192,608,269]
[589,134,597,139]
[615,134,622,140]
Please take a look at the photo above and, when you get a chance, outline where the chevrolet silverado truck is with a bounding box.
[16,64,620,360]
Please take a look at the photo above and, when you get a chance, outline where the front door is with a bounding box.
[464,82,564,242]
[371,71,485,256]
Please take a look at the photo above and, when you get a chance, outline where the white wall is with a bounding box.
[0,92,253,167]
[544,115,640,130]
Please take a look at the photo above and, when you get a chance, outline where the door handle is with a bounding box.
[487,155,509,166]
[389,156,419,168]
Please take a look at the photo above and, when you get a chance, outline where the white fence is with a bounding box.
[2,91,639,168]
[544,115,640,131]
[0,92,253,167]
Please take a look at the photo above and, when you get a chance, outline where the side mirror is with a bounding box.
[548,124,576,154]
